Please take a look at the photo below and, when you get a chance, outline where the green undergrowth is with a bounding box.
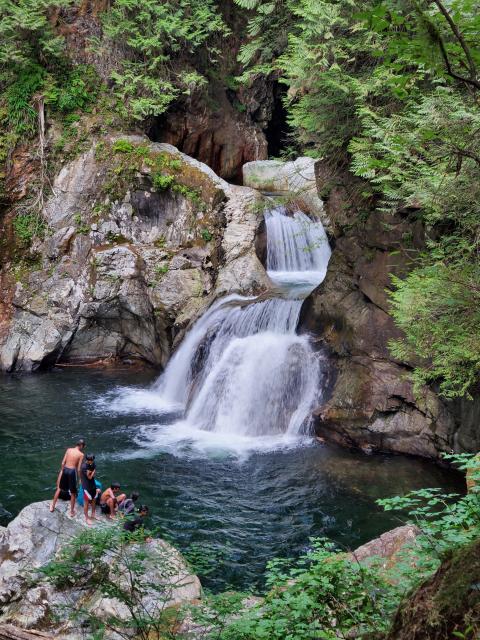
[191,453,480,640]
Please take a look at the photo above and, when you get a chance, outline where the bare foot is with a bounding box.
[49,504,55,513]
[85,518,92,526]
[69,511,76,518]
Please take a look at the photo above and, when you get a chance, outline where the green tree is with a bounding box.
[95,0,230,120]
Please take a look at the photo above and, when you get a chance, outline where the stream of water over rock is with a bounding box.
[108,205,332,453]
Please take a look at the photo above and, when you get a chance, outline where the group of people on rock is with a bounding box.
[49,438,149,531]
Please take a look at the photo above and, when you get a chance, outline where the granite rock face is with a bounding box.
[0,137,269,372]
[299,163,475,457]
[0,501,201,639]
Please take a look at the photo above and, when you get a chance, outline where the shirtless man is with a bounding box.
[50,439,86,516]
[99,482,126,519]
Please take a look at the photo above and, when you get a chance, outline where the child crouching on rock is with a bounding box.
[100,482,126,519]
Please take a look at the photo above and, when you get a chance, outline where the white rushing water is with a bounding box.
[99,205,331,456]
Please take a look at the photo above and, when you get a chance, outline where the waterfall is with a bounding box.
[266,206,330,282]
[103,205,331,453]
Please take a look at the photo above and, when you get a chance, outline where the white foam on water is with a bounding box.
[94,387,183,416]
[96,204,332,458]
[133,421,314,462]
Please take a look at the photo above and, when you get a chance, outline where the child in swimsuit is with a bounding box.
[100,482,126,519]
[80,454,97,525]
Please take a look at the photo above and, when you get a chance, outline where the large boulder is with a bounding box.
[242,158,330,230]
[0,501,201,639]
[0,137,270,372]
[351,524,420,569]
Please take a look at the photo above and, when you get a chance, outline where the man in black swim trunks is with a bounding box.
[50,438,86,517]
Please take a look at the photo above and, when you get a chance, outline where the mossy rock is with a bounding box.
[388,539,480,639]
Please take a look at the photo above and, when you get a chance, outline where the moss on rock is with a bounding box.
[388,539,480,640]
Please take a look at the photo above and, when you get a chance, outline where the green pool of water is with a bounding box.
[0,369,464,591]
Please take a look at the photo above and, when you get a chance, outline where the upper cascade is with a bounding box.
[265,205,331,294]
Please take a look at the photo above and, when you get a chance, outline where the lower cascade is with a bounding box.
[106,205,331,451]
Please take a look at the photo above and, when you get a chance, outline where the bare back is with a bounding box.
[64,447,84,469]
[100,488,114,503]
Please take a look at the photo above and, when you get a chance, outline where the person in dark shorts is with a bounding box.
[50,438,86,517]
[80,454,97,525]
[118,492,139,516]
[99,482,126,519]
[123,505,149,533]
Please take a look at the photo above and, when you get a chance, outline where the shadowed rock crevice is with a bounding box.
[146,87,270,184]
[265,83,291,158]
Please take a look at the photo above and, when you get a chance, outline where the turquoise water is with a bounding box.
[0,369,464,590]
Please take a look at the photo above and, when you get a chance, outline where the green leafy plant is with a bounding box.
[41,524,192,640]
[154,263,169,280]
[205,539,400,640]
[152,173,176,191]
[200,228,213,242]
[112,139,135,154]
[73,213,90,236]
[94,0,230,120]
[12,212,45,246]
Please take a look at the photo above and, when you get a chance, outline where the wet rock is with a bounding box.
[214,185,271,297]
[299,162,464,458]
[0,501,201,639]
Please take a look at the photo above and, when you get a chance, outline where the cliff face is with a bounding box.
[299,163,480,458]
[0,137,268,372]
[48,0,273,183]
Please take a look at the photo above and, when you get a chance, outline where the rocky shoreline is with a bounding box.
[0,500,420,639]
[0,500,201,639]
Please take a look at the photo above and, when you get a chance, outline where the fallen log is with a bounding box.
[0,625,54,640]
